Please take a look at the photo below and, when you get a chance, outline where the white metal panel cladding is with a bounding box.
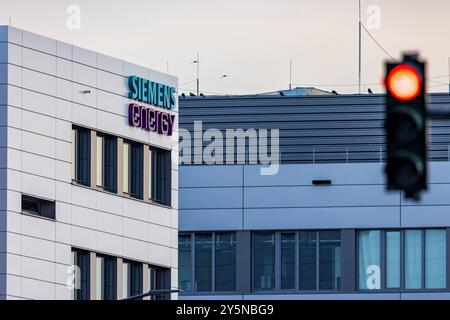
[179,93,450,163]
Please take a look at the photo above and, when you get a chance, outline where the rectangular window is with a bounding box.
[150,148,171,206]
[358,230,381,290]
[21,194,55,220]
[179,235,192,292]
[149,266,171,300]
[281,233,295,290]
[405,230,422,289]
[299,231,316,290]
[319,231,341,290]
[72,127,91,186]
[96,255,117,300]
[122,261,143,298]
[358,229,446,291]
[253,232,275,291]
[425,229,446,289]
[195,233,212,291]
[96,134,117,193]
[72,249,90,300]
[215,232,236,291]
[123,141,143,199]
[386,231,401,289]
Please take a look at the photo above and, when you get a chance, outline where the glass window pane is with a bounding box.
[123,143,129,193]
[148,149,153,200]
[299,231,317,290]
[96,136,103,187]
[122,262,129,298]
[386,231,401,289]
[215,232,236,291]
[425,229,446,289]
[253,232,275,291]
[319,231,341,290]
[129,262,143,297]
[96,256,104,300]
[358,230,381,290]
[405,230,423,289]
[281,233,295,289]
[103,257,117,300]
[178,235,192,292]
[195,233,212,291]
[73,249,90,300]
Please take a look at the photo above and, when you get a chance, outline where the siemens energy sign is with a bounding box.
[128,75,176,136]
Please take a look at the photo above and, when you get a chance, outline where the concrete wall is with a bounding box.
[0,26,178,300]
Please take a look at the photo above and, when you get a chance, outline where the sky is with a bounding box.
[0,0,449,95]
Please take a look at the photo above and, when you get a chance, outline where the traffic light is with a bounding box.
[385,53,427,199]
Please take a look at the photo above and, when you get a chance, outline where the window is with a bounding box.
[72,126,91,186]
[195,233,213,291]
[178,232,236,293]
[252,230,341,292]
[123,141,143,199]
[386,231,401,289]
[179,235,192,292]
[319,230,341,290]
[405,230,422,289]
[21,194,55,220]
[215,232,236,291]
[96,255,117,300]
[281,233,295,289]
[72,249,90,300]
[149,148,171,206]
[359,230,381,290]
[253,232,275,291]
[299,231,316,290]
[149,266,171,300]
[96,134,117,193]
[122,261,143,298]
[425,230,446,289]
[358,229,446,291]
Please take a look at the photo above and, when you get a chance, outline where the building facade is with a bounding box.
[178,93,450,300]
[0,26,179,300]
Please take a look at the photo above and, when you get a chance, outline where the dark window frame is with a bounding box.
[96,254,117,300]
[21,194,56,220]
[124,140,144,200]
[96,132,118,194]
[72,126,91,187]
[178,232,237,294]
[73,249,91,300]
[149,147,172,206]
[252,230,342,293]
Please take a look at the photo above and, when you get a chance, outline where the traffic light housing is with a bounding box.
[385,53,427,199]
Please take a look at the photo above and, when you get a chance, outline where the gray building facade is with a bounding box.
[178,93,450,300]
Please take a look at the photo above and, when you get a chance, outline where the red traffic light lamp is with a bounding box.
[386,64,422,101]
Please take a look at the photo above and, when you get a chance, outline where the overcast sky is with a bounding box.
[1,0,449,95]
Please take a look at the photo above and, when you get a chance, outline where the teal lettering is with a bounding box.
[128,76,138,100]
[149,81,158,106]
[157,83,164,107]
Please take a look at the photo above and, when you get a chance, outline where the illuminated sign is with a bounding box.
[127,76,176,136]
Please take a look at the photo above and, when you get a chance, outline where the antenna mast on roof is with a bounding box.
[289,60,293,90]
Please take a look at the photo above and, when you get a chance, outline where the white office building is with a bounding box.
[0,26,179,300]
